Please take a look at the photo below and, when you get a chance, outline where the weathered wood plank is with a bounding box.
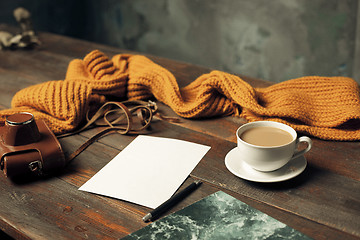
[0,173,145,239]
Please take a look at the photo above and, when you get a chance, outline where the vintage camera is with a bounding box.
[0,112,65,179]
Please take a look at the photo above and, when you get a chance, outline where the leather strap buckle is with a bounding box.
[28,160,42,173]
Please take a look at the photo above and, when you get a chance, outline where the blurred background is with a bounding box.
[0,0,359,83]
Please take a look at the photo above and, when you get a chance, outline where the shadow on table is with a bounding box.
[246,162,325,191]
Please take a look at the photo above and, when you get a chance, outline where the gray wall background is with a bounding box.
[1,0,359,83]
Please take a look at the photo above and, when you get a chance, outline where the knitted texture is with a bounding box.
[0,50,359,140]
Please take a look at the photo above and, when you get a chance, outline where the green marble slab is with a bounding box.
[122,191,311,240]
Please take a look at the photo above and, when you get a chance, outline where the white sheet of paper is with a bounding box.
[79,135,210,209]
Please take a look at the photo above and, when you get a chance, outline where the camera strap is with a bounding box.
[58,100,179,164]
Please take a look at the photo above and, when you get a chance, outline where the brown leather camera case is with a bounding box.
[0,115,65,179]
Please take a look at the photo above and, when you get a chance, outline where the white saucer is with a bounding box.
[225,148,307,183]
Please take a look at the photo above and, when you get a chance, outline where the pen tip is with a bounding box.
[142,213,152,222]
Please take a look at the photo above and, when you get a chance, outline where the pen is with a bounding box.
[142,180,202,222]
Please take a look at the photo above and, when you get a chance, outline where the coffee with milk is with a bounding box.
[239,126,293,147]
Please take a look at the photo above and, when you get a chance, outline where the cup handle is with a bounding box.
[292,136,312,159]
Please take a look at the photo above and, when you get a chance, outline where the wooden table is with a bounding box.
[0,24,359,240]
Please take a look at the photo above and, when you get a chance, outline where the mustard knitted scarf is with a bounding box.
[1,50,359,141]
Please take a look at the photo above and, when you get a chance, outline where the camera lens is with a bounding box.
[4,112,41,146]
[6,112,34,125]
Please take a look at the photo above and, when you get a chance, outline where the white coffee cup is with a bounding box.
[236,121,312,172]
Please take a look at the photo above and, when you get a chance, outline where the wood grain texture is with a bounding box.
[0,24,359,240]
